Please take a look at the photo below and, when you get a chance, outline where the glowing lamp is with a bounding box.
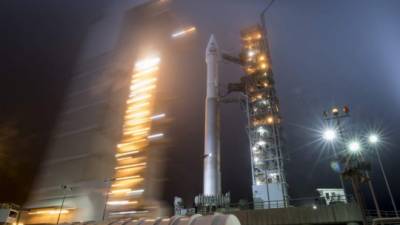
[368,134,379,144]
[348,141,361,153]
[322,129,336,141]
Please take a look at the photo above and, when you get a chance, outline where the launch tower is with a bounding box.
[240,25,288,208]
[227,25,288,209]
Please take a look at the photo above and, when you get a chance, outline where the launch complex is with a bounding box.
[18,1,368,225]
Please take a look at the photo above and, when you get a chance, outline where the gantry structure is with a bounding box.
[240,25,288,209]
[226,25,288,208]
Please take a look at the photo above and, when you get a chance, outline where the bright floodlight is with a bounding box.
[322,129,337,141]
[368,134,379,144]
[348,141,361,153]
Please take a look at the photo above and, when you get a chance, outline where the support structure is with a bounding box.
[226,25,288,209]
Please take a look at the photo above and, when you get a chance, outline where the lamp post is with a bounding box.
[322,105,351,195]
[322,127,347,194]
[368,134,398,217]
[348,140,382,218]
[56,185,71,225]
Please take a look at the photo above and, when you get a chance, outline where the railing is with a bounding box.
[226,195,354,211]
[372,217,400,225]
[366,210,399,218]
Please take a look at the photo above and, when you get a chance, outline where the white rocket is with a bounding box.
[203,34,221,196]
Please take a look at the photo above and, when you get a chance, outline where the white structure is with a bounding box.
[203,35,221,196]
[317,188,347,205]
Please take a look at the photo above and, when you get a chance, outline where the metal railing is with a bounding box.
[225,195,354,211]
[367,210,400,218]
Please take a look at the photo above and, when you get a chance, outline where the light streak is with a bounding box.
[132,67,159,78]
[110,56,161,215]
[115,162,146,170]
[127,189,144,195]
[130,78,157,89]
[115,151,139,158]
[109,189,131,194]
[107,200,138,206]
[28,209,71,215]
[116,156,133,161]
[115,175,141,181]
[171,26,196,38]
[151,113,165,120]
[109,210,148,215]
[123,127,150,135]
[127,94,151,103]
[147,133,164,139]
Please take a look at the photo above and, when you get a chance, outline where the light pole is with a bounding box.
[322,105,351,196]
[348,140,382,218]
[56,185,70,225]
[322,127,347,195]
[368,134,398,217]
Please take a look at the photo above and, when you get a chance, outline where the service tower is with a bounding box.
[231,25,288,208]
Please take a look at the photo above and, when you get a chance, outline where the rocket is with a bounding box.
[203,34,221,196]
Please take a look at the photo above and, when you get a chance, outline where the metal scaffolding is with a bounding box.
[226,25,288,208]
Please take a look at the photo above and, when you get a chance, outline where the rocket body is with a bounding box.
[203,35,221,196]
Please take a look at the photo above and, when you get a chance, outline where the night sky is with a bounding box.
[1,0,400,211]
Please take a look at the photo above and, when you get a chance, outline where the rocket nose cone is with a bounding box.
[206,34,219,57]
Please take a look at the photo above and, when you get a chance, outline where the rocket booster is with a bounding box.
[203,34,221,196]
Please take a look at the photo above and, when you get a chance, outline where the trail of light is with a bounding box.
[171,26,196,38]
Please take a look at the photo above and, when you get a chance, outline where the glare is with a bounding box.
[256,140,266,146]
[348,141,361,153]
[322,129,336,141]
[257,127,267,135]
[368,134,379,144]
[134,57,160,71]
[248,50,256,57]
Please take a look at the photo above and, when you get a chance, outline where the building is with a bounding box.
[23,1,176,223]
[23,0,290,222]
